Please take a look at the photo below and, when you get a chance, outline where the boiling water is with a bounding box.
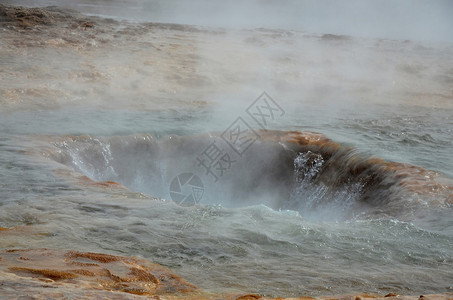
[1,1,453,297]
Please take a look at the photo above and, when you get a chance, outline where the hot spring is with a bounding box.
[1,1,453,298]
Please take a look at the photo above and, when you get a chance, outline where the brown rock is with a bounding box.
[0,249,198,297]
[385,293,399,297]
[1,250,453,300]
[0,4,53,28]
[235,294,263,300]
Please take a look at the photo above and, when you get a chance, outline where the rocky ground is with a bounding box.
[1,4,452,112]
[1,246,452,299]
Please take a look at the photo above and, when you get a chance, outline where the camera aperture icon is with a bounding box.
[169,173,204,206]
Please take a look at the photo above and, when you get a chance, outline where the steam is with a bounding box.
[163,0,453,43]
[5,0,453,42]
[45,132,424,222]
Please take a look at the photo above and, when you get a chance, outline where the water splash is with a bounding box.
[36,131,453,222]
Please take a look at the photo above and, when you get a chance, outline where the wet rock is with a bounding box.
[234,294,263,300]
[262,130,453,211]
[0,249,198,298]
[385,293,399,297]
[0,4,52,28]
[1,248,453,299]
[321,34,351,41]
